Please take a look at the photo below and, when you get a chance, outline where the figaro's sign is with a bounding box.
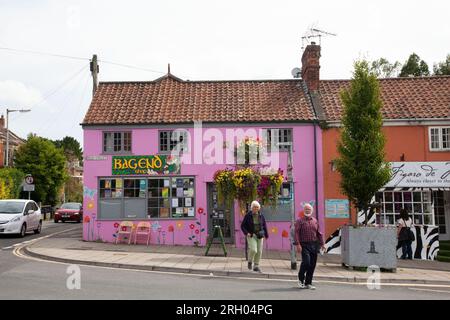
[387,162,450,188]
[112,155,180,175]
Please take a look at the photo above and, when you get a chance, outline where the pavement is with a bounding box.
[18,225,450,286]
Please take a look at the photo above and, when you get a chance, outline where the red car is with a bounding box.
[54,202,83,223]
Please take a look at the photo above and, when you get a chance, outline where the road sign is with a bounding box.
[23,184,35,192]
[25,175,34,185]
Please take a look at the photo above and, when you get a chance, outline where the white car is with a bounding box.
[0,200,42,237]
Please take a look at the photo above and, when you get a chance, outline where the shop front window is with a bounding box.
[376,191,434,226]
[262,182,293,221]
[98,176,195,220]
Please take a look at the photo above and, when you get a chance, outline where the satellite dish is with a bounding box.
[291,67,301,78]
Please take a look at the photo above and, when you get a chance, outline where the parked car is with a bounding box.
[54,202,83,223]
[0,200,42,237]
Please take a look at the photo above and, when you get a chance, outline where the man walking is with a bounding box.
[294,204,325,290]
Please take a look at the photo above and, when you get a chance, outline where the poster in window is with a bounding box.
[105,189,112,198]
[188,208,195,217]
[282,188,290,198]
[183,208,189,215]
[139,190,146,198]
[105,180,111,189]
[183,179,190,188]
[177,188,184,197]
[172,198,179,208]
[176,179,184,188]
[162,188,169,198]
[116,179,122,189]
[185,197,192,207]
[160,208,169,218]
[140,179,147,190]
[164,179,170,187]
[185,188,194,197]
[176,207,183,215]
[115,189,122,198]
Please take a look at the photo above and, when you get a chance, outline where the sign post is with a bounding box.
[23,174,35,200]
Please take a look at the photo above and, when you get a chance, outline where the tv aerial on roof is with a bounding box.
[301,26,337,49]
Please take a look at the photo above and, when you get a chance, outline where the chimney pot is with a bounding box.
[0,115,4,129]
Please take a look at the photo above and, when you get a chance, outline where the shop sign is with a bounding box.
[325,199,350,218]
[388,162,450,188]
[85,155,107,161]
[112,155,180,175]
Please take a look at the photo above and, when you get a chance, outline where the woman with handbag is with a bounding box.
[241,201,268,273]
[397,208,415,260]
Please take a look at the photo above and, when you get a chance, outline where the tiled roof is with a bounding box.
[0,128,25,146]
[82,74,315,125]
[319,76,450,121]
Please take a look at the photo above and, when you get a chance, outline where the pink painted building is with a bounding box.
[81,69,324,250]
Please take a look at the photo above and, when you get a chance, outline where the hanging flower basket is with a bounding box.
[233,167,261,214]
[257,168,284,208]
[213,168,236,208]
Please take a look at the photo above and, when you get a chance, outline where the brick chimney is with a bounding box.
[0,115,4,129]
[301,42,321,93]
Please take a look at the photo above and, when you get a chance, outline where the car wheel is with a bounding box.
[34,221,42,234]
[19,224,26,238]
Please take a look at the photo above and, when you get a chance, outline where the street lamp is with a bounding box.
[277,141,297,270]
[6,108,30,167]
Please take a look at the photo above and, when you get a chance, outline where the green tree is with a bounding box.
[14,135,68,205]
[53,136,83,163]
[370,58,401,78]
[64,177,83,203]
[399,53,430,77]
[0,168,25,199]
[433,54,450,75]
[336,61,391,225]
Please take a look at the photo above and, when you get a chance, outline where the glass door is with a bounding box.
[433,191,449,240]
[207,183,234,243]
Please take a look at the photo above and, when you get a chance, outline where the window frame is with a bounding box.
[158,130,189,154]
[375,190,435,226]
[429,126,450,151]
[102,131,132,154]
[264,128,293,152]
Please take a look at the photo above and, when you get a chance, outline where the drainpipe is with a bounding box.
[313,120,319,220]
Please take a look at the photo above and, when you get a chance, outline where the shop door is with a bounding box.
[433,191,450,241]
[207,183,234,243]
[442,191,450,241]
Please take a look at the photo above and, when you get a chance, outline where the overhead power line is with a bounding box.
[0,46,88,61]
[0,46,165,74]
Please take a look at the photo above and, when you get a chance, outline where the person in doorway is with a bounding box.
[294,204,325,290]
[241,200,268,273]
[397,208,414,260]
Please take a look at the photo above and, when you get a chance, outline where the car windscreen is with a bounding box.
[60,203,81,210]
[0,202,25,214]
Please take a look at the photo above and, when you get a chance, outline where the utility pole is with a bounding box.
[90,54,99,96]
[277,141,297,270]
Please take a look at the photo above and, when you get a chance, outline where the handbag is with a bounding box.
[399,219,415,242]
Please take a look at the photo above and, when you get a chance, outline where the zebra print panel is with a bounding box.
[324,229,341,254]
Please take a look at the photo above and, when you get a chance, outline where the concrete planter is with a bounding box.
[341,225,397,270]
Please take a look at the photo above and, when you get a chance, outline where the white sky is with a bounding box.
[0,0,449,144]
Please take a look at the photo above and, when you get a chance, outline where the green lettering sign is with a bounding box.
[112,155,180,175]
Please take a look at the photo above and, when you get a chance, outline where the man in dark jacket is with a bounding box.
[241,200,268,272]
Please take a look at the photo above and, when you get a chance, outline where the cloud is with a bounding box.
[0,80,43,107]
